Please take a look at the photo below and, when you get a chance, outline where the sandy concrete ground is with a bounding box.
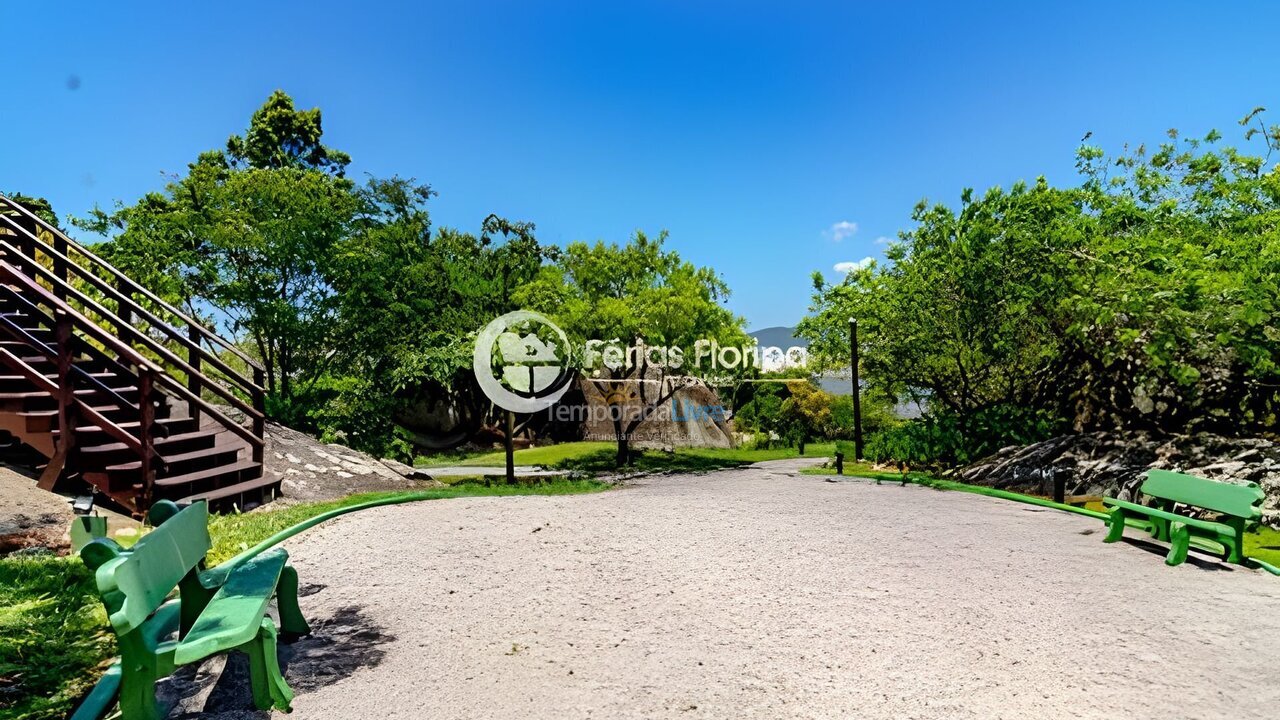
[0,465,138,552]
[199,458,1280,720]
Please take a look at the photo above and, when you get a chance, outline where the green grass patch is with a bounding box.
[419,440,838,474]
[1,478,607,720]
[0,555,115,720]
[416,442,615,468]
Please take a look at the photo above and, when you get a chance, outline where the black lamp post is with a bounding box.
[850,317,863,460]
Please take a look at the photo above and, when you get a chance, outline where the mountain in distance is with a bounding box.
[747,326,806,349]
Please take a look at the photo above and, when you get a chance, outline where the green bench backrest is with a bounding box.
[83,501,211,636]
[1141,469,1264,520]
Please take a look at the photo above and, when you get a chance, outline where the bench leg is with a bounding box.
[1104,507,1127,543]
[1166,521,1190,567]
[118,663,162,720]
[245,618,294,712]
[277,564,311,641]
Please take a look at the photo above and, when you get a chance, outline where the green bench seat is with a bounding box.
[75,500,309,720]
[1103,469,1263,567]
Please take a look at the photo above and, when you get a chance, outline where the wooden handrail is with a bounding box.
[0,266,262,449]
[0,263,157,371]
[0,195,264,372]
[0,245,264,421]
[0,340,145,456]
[0,296,150,416]
[0,217,264,397]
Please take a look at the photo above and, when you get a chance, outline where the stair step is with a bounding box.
[154,459,263,488]
[50,416,197,437]
[99,438,245,473]
[0,371,117,382]
[78,429,221,457]
[178,475,279,506]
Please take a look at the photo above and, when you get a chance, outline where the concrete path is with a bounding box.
[216,459,1280,719]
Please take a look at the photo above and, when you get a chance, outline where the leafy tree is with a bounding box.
[76,92,358,402]
[320,178,556,455]
[799,180,1082,448]
[2,192,60,229]
[800,107,1280,466]
[515,230,746,466]
[777,381,831,454]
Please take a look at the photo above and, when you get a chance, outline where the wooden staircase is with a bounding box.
[0,194,275,516]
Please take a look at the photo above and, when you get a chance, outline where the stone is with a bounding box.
[954,431,1280,529]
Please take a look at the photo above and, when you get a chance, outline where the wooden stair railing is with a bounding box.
[0,263,164,507]
[0,193,274,514]
[0,195,265,462]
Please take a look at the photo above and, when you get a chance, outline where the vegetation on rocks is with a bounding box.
[800,109,1280,466]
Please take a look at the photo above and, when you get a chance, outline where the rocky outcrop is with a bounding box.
[262,422,442,503]
[577,374,736,449]
[952,432,1280,528]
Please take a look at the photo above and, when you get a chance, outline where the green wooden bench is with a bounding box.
[75,500,309,720]
[1103,469,1264,567]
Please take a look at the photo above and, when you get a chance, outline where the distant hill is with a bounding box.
[748,326,805,349]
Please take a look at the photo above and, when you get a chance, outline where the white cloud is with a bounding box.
[833,257,875,274]
[874,235,893,245]
[824,220,858,242]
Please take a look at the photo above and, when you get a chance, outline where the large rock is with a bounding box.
[577,374,736,449]
[953,432,1280,529]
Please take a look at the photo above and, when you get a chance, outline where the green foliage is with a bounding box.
[0,555,114,720]
[863,405,1065,467]
[514,230,746,466]
[777,381,830,449]
[76,94,360,400]
[1,192,60,229]
[800,108,1280,465]
[223,89,351,175]
[74,92,557,456]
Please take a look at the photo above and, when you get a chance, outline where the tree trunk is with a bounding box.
[615,434,630,468]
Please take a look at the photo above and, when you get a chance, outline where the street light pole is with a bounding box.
[850,317,863,460]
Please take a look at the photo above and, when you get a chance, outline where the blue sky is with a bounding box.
[4,1,1278,329]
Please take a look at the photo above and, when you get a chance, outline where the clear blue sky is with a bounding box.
[4,1,1278,330]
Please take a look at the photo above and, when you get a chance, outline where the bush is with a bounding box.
[863,404,1066,467]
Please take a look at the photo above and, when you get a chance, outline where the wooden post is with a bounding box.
[52,235,68,302]
[849,318,864,461]
[37,311,76,491]
[116,277,133,337]
[252,366,266,465]
[1052,469,1066,504]
[505,410,516,485]
[138,368,156,512]
[187,323,202,426]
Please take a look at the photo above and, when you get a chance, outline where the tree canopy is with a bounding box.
[800,109,1280,464]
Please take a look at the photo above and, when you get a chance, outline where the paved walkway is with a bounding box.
[215,459,1279,719]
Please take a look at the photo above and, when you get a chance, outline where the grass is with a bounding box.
[416,440,838,474]
[802,464,1280,569]
[416,441,615,468]
[0,478,607,720]
[0,555,114,720]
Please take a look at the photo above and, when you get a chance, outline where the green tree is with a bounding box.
[320,178,555,455]
[799,107,1280,466]
[2,192,60,229]
[76,92,358,403]
[799,180,1081,454]
[777,381,832,454]
[515,230,746,466]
